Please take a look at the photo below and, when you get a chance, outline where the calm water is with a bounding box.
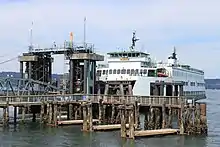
[0,90,218,147]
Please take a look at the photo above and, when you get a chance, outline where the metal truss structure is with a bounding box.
[0,77,61,96]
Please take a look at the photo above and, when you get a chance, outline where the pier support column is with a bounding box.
[200,103,208,134]
[87,102,93,132]
[84,60,88,94]
[46,103,50,123]
[69,60,74,94]
[3,107,8,126]
[82,103,88,131]
[92,61,96,94]
[40,102,45,123]
[14,106,17,124]
[179,101,185,135]
[111,104,115,124]
[168,106,172,128]
[21,106,26,123]
[74,106,78,120]
[53,102,58,126]
[134,100,140,129]
[128,105,135,139]
[20,61,24,86]
[98,99,103,124]
[69,104,73,120]
[148,106,155,130]
[144,109,148,130]
[58,105,62,121]
[128,83,133,95]
[162,103,166,129]
[120,83,124,96]
[120,105,126,138]
[104,83,109,101]
[48,103,53,124]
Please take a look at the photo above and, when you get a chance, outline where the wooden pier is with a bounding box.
[0,94,207,139]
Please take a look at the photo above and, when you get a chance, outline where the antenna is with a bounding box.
[173,46,177,59]
[29,21,34,52]
[83,17,86,48]
[130,31,139,51]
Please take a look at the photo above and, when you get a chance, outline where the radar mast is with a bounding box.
[130,31,139,51]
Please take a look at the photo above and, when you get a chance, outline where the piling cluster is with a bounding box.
[0,96,207,139]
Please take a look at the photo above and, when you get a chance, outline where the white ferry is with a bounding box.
[96,32,206,100]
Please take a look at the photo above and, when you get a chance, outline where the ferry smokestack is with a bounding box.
[70,32,73,42]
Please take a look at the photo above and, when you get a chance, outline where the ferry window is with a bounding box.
[148,70,155,77]
[131,69,135,74]
[127,69,131,74]
[97,70,101,76]
[106,70,108,75]
[143,69,147,74]
[117,69,120,74]
[128,53,132,57]
[135,69,139,74]
[140,69,143,75]
[102,70,105,75]
[113,69,116,74]
[121,69,126,74]
[190,82,195,86]
[109,69,112,74]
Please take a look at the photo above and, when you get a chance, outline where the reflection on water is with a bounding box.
[0,90,219,147]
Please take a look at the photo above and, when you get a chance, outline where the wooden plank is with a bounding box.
[93,124,130,131]
[57,119,99,125]
[134,129,179,137]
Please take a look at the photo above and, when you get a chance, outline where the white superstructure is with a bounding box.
[96,32,206,100]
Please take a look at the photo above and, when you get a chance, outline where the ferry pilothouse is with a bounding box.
[96,32,206,100]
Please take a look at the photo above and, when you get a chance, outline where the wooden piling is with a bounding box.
[46,102,50,123]
[200,103,208,134]
[53,102,58,126]
[21,106,26,123]
[144,111,148,130]
[120,105,126,138]
[14,106,17,124]
[148,106,155,130]
[111,104,115,124]
[74,106,78,120]
[162,103,166,129]
[168,106,172,128]
[48,103,53,124]
[98,99,103,124]
[40,102,45,123]
[69,104,73,120]
[2,107,8,126]
[58,105,62,121]
[128,105,135,139]
[134,100,140,129]
[82,103,88,131]
[179,99,185,135]
[87,102,93,131]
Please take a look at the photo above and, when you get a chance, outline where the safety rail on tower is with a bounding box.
[28,42,95,54]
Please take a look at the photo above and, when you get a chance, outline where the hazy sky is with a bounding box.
[0,0,219,78]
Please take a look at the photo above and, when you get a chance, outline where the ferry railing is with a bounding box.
[0,94,186,106]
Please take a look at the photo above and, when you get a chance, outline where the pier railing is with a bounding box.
[0,94,186,106]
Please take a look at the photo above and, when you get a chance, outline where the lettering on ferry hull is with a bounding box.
[120,57,129,61]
